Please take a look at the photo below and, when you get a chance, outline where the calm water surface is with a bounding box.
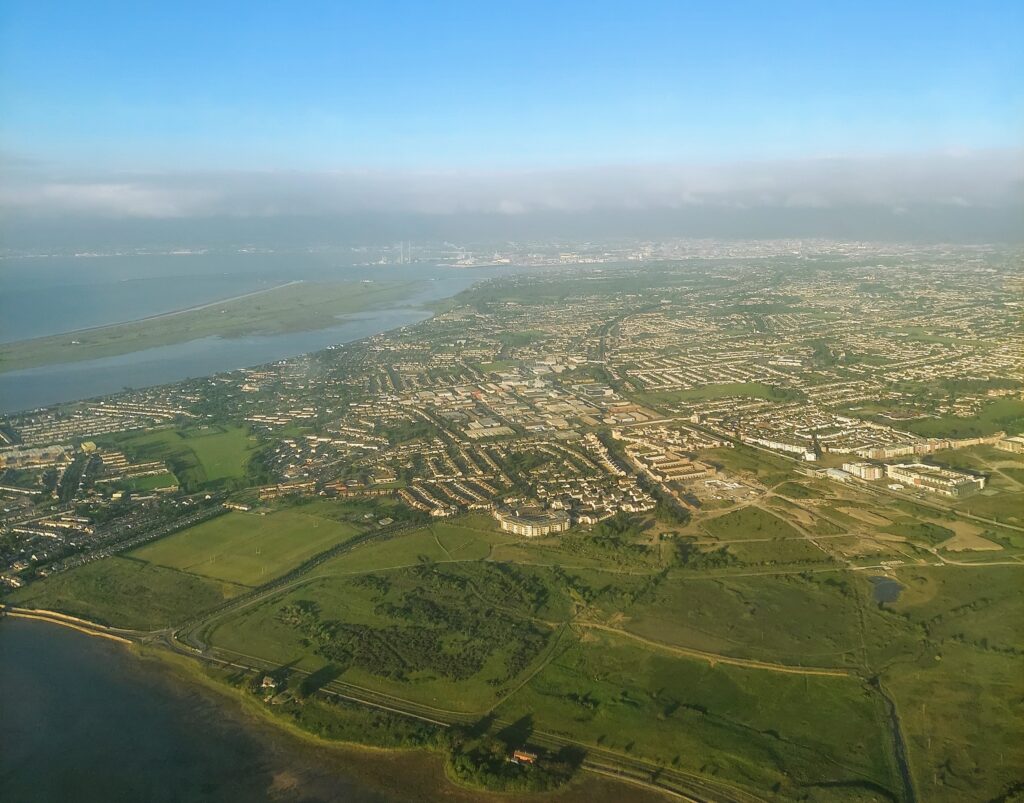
[0,253,517,412]
[869,576,904,603]
[0,617,397,803]
[0,303,435,413]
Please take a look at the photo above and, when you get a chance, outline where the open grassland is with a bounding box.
[953,490,1024,527]
[702,505,804,541]
[209,561,562,713]
[288,495,418,526]
[927,444,1024,473]
[618,571,867,667]
[722,536,833,566]
[494,630,898,800]
[877,566,1024,802]
[6,556,243,630]
[696,505,838,566]
[206,552,902,799]
[317,526,467,574]
[883,644,1023,803]
[906,398,1024,439]
[885,566,1024,656]
[638,382,802,407]
[104,425,260,491]
[130,509,361,586]
[773,480,823,499]
[699,444,796,486]
[17,499,1020,801]
[0,280,424,373]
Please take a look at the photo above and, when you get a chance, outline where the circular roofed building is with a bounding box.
[493,505,570,537]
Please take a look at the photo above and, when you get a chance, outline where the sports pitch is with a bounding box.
[131,509,361,586]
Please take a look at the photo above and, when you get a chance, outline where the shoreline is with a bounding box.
[0,278,419,375]
[4,607,135,645]
[7,280,306,346]
[0,612,672,803]
[0,278,467,413]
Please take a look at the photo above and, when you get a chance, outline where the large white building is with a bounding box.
[886,463,985,498]
[842,461,884,481]
[493,506,571,537]
[996,436,1024,455]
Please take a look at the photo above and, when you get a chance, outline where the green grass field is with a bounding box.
[0,280,425,373]
[637,382,803,407]
[701,505,804,541]
[131,509,361,586]
[494,629,898,798]
[878,566,1024,802]
[121,472,178,491]
[953,490,1024,526]
[617,571,866,666]
[700,444,796,486]
[105,425,260,490]
[12,499,1019,802]
[774,480,823,499]
[6,556,244,629]
[906,398,1024,439]
[194,512,896,797]
[209,560,561,713]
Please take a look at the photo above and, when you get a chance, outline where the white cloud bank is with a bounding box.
[2,150,1021,220]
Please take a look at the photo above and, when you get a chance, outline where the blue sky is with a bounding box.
[2,0,1021,171]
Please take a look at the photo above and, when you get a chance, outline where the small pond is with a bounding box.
[869,576,904,603]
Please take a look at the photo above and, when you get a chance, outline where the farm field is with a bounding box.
[6,556,243,630]
[131,509,362,586]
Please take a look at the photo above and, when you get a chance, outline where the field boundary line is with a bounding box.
[578,622,854,677]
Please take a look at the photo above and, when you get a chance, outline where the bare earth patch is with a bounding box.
[938,532,1003,552]
[838,507,892,527]
[784,507,816,528]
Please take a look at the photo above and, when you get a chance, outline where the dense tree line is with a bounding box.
[443,728,577,793]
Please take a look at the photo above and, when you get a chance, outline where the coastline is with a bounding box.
[9,279,306,343]
[3,607,135,645]
[0,278,425,377]
[0,277,471,414]
[0,612,672,802]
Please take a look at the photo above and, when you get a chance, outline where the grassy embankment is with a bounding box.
[6,557,244,630]
[0,279,424,373]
